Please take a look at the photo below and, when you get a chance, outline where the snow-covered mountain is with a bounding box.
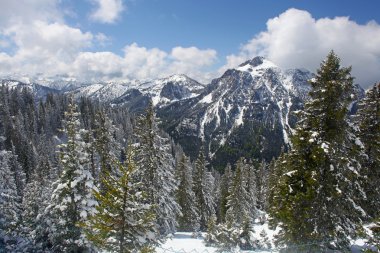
[66,74,205,108]
[157,57,314,168]
[70,81,136,102]
[138,74,205,106]
[0,79,60,99]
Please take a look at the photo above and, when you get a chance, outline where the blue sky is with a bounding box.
[1,0,380,88]
[68,0,380,59]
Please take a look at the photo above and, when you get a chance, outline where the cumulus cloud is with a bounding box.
[69,43,217,83]
[0,0,216,83]
[90,0,124,24]
[222,8,380,88]
[0,0,62,27]
[0,21,93,77]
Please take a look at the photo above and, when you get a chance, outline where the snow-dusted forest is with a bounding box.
[0,52,379,253]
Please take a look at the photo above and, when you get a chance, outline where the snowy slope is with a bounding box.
[0,79,60,98]
[139,74,205,106]
[70,81,135,102]
[66,74,205,105]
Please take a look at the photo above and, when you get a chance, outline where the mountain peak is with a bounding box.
[239,56,265,67]
[235,56,278,76]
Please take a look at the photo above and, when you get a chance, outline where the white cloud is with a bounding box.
[0,0,62,28]
[222,8,380,88]
[95,33,112,47]
[90,0,124,24]
[72,52,124,79]
[0,0,217,83]
[0,21,93,77]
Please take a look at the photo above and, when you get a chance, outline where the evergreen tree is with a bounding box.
[256,160,269,211]
[47,98,98,252]
[225,158,253,226]
[21,158,53,250]
[83,145,156,253]
[0,147,22,250]
[94,111,120,192]
[244,160,259,216]
[269,51,366,251]
[193,148,215,231]
[219,163,233,222]
[134,102,180,236]
[357,83,380,218]
[175,153,200,232]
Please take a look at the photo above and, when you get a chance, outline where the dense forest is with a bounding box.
[0,52,379,252]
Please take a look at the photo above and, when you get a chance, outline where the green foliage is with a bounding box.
[218,164,233,223]
[83,145,156,253]
[193,147,216,231]
[48,98,98,252]
[357,83,380,218]
[211,121,284,172]
[269,51,366,251]
[134,102,180,236]
[175,153,200,232]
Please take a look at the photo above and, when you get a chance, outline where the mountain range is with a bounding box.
[1,56,364,170]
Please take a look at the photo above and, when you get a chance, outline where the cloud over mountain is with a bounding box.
[222,8,380,88]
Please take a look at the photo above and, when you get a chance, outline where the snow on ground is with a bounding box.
[157,232,218,253]
[156,231,277,253]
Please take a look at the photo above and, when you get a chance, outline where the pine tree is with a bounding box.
[225,158,252,226]
[245,160,258,216]
[269,51,366,251]
[193,148,216,231]
[21,158,53,250]
[219,163,233,222]
[357,83,380,218]
[47,98,98,252]
[0,147,22,250]
[175,153,200,232]
[256,160,269,211]
[83,145,156,253]
[94,111,120,192]
[134,102,180,236]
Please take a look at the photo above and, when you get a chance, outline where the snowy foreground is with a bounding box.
[156,232,276,253]
[156,221,279,252]
[156,232,372,253]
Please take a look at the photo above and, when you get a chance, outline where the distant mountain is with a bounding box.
[0,79,60,99]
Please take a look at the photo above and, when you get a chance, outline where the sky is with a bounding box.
[0,0,380,88]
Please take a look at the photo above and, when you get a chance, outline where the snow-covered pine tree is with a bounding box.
[83,145,156,253]
[225,158,252,226]
[269,51,366,251]
[193,147,216,231]
[175,153,200,232]
[9,143,26,200]
[244,160,258,217]
[134,102,180,236]
[20,157,53,250]
[94,110,120,192]
[46,98,98,252]
[219,163,233,222]
[256,160,269,211]
[0,145,23,250]
[357,83,380,218]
